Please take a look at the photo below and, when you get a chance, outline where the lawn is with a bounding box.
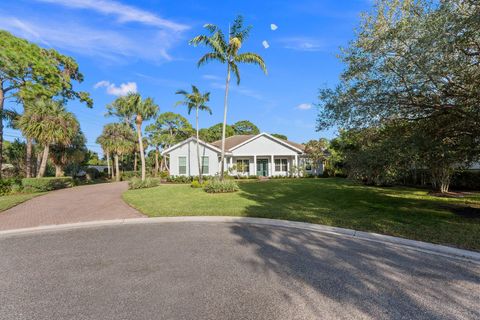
[123,178,480,250]
[0,193,44,212]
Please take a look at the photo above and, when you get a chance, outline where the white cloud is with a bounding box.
[262,40,270,49]
[94,81,137,96]
[296,103,312,110]
[0,16,179,62]
[279,37,325,52]
[270,24,278,31]
[34,0,188,31]
[202,74,223,81]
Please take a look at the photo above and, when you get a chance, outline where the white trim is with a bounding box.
[229,132,304,154]
[161,137,222,156]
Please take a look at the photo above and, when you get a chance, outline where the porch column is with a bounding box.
[294,154,298,177]
[253,155,257,176]
[270,155,274,177]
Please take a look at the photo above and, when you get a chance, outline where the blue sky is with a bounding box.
[0,0,372,155]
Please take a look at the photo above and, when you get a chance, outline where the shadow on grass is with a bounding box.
[229,223,480,319]
[237,178,480,250]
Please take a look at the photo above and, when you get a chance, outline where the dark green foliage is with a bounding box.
[128,177,162,190]
[203,179,239,193]
[232,120,260,135]
[166,176,193,184]
[21,177,74,192]
[0,179,22,195]
[85,168,99,180]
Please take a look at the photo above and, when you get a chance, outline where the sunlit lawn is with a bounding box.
[123,178,480,250]
[0,193,44,212]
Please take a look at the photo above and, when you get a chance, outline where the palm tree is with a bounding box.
[97,123,136,182]
[50,131,87,177]
[190,15,267,179]
[175,85,212,183]
[17,99,79,177]
[107,93,158,181]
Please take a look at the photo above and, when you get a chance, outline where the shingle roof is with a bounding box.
[210,134,305,152]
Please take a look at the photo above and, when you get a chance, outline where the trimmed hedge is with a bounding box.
[21,177,74,192]
[203,179,239,193]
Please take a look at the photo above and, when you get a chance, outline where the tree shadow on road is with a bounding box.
[229,224,480,319]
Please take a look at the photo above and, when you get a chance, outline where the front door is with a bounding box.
[256,159,268,176]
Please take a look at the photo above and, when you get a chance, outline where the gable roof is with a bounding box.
[210,135,255,151]
[212,133,305,153]
[161,137,222,155]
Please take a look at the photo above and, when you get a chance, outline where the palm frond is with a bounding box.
[234,52,268,75]
[198,52,226,67]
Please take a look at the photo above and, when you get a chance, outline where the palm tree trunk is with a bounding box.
[55,164,64,177]
[155,147,160,177]
[196,107,203,183]
[26,138,33,178]
[114,154,120,182]
[136,123,146,181]
[107,152,110,176]
[220,64,231,180]
[37,144,49,178]
[134,151,138,172]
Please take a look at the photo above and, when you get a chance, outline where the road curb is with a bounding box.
[1,216,479,263]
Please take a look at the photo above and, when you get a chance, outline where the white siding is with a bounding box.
[231,135,299,156]
[168,140,219,176]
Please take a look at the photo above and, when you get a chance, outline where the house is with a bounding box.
[161,132,323,177]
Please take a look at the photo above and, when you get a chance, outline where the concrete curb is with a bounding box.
[1,216,479,264]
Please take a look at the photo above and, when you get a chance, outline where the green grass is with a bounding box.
[0,193,45,212]
[123,178,480,250]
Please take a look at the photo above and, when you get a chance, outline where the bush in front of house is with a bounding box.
[128,177,162,190]
[166,176,193,184]
[203,179,239,193]
[21,177,74,193]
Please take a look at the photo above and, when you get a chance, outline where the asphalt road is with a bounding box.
[1,222,479,320]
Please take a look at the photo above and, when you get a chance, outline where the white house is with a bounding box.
[161,132,323,177]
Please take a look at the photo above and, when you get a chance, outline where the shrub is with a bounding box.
[21,177,74,192]
[128,177,161,190]
[85,168,99,181]
[0,179,22,195]
[166,176,193,184]
[203,179,239,193]
[190,180,204,188]
[121,171,141,181]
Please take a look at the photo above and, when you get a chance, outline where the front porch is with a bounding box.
[223,155,300,177]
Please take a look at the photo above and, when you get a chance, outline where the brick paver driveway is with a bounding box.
[0,182,142,230]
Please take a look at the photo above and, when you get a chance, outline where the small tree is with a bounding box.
[107,93,159,181]
[175,85,212,183]
[97,123,136,182]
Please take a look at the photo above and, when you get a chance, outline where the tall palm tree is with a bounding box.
[17,99,79,177]
[97,123,136,182]
[175,85,212,183]
[190,15,267,179]
[107,93,159,181]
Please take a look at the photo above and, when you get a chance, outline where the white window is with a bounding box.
[275,159,288,172]
[179,156,187,174]
[201,156,209,174]
[236,159,250,173]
